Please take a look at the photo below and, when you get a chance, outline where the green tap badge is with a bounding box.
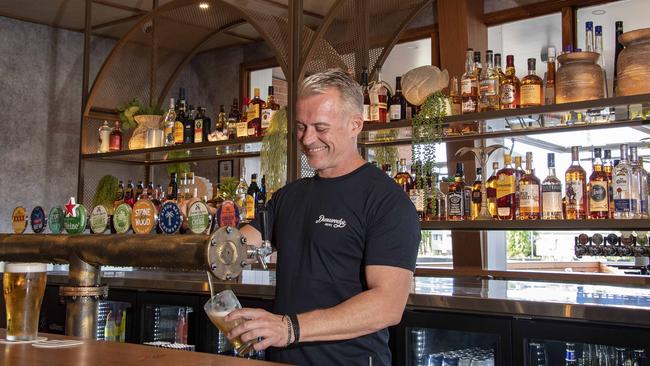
[63,197,87,235]
[90,205,109,234]
[187,201,211,234]
[113,203,132,234]
[48,206,64,234]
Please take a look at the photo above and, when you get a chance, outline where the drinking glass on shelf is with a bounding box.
[3,263,48,341]
[204,289,255,356]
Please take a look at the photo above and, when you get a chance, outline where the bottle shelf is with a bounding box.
[420,219,650,231]
[359,93,650,147]
[81,137,263,165]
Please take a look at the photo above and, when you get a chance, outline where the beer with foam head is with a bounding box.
[204,289,255,355]
[3,263,47,341]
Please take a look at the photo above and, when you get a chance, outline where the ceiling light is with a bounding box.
[199,2,209,9]
[592,9,606,15]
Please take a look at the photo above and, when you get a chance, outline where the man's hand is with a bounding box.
[226,308,288,351]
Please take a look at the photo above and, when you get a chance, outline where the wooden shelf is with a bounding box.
[420,219,650,231]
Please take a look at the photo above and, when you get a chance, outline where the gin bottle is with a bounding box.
[613,144,636,219]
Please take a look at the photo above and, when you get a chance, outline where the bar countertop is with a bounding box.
[0,329,285,366]
[46,270,650,327]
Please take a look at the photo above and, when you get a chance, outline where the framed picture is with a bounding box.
[218,160,234,183]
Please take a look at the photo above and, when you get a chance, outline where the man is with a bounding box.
[227,69,420,365]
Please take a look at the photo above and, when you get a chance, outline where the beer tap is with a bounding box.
[246,208,273,269]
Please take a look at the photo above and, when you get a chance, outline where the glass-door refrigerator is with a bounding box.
[96,289,136,343]
[138,292,201,352]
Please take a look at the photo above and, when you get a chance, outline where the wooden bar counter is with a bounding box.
[0,329,287,366]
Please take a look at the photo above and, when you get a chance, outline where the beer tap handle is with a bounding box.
[259,208,270,243]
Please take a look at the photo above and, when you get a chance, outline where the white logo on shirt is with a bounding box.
[314,215,347,228]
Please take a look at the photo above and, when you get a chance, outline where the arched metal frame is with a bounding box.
[83,0,434,181]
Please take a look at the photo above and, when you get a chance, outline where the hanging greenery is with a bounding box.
[261,108,288,194]
[411,91,447,216]
[166,150,191,180]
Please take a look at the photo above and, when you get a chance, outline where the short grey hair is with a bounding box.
[298,69,363,116]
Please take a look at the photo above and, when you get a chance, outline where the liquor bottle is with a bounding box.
[114,180,125,210]
[520,58,543,108]
[235,167,248,221]
[389,76,407,121]
[428,173,446,221]
[461,49,479,114]
[98,120,112,153]
[630,146,648,218]
[545,47,556,105]
[542,153,563,220]
[514,156,524,219]
[496,154,517,220]
[449,76,462,116]
[227,98,241,139]
[155,184,163,201]
[473,51,482,79]
[135,181,144,202]
[185,106,196,143]
[585,21,594,52]
[166,173,178,201]
[213,105,225,135]
[494,53,506,82]
[188,171,197,199]
[518,152,541,220]
[125,180,135,207]
[174,97,186,145]
[500,55,520,109]
[202,107,212,140]
[162,98,176,146]
[109,121,123,151]
[614,21,624,95]
[613,145,636,219]
[237,97,249,138]
[409,164,424,220]
[394,158,413,194]
[471,168,483,220]
[603,149,614,218]
[194,107,204,143]
[261,86,280,134]
[486,162,499,218]
[447,163,465,221]
[178,173,187,201]
[362,67,371,122]
[479,50,500,112]
[565,146,588,220]
[248,88,264,137]
[565,343,578,366]
[589,148,610,219]
[146,182,155,199]
[463,183,473,220]
[256,175,267,212]
[374,68,390,123]
[246,173,260,221]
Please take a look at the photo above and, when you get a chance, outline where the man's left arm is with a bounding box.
[226,264,412,349]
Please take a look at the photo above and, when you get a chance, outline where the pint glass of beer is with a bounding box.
[204,289,255,356]
[3,263,47,341]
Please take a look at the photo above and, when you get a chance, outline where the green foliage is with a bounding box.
[118,98,163,131]
[92,175,118,215]
[507,230,540,259]
[261,108,287,193]
[165,150,191,178]
[372,130,399,171]
[219,177,239,200]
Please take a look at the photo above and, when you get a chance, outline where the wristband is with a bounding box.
[289,314,300,345]
[283,315,292,347]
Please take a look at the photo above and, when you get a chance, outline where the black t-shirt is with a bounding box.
[249,163,420,366]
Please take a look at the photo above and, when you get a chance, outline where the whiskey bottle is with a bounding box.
[494,53,506,82]
[246,174,260,221]
[471,168,483,220]
[109,121,123,151]
[496,154,516,220]
[514,155,524,219]
[545,47,556,105]
[449,76,462,117]
[394,158,413,194]
[261,86,280,134]
[216,105,227,133]
[362,67,372,122]
[479,50,500,112]
[630,146,648,218]
[520,58,543,108]
[542,153,563,220]
[237,97,249,138]
[247,88,264,137]
[389,76,407,121]
[486,162,499,218]
[235,167,248,221]
[565,146,588,220]
[183,105,196,144]
[603,149,614,218]
[166,173,178,201]
[447,163,466,221]
[162,98,176,147]
[518,152,541,220]
[588,148,610,219]
[174,98,186,145]
[374,68,390,123]
[473,51,482,79]
[500,55,520,109]
[461,49,479,114]
[227,98,241,139]
[202,107,212,140]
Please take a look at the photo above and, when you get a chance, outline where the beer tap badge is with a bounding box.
[159,201,182,234]
[48,206,64,234]
[216,200,240,228]
[30,206,47,233]
[131,199,157,234]
[113,203,132,234]
[63,197,87,235]
[90,205,109,234]
[11,206,27,234]
[187,201,211,234]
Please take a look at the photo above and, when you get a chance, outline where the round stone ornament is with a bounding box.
[90,205,109,234]
[113,203,132,234]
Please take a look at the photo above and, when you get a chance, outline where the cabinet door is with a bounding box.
[513,319,650,365]
[394,309,512,366]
